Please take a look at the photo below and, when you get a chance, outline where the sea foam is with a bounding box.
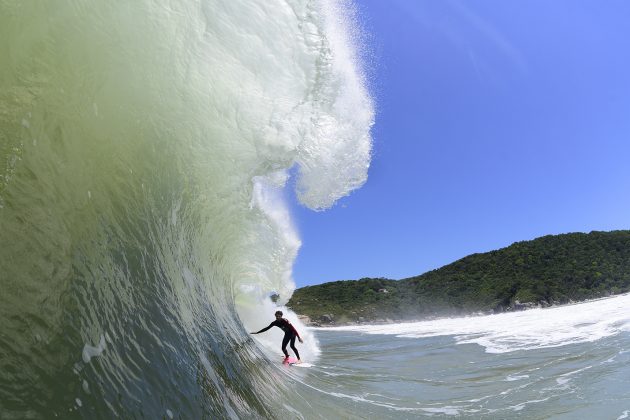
[329,293,630,353]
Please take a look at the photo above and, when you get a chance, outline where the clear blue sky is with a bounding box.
[290,0,630,288]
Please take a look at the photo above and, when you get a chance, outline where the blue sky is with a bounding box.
[290,0,630,288]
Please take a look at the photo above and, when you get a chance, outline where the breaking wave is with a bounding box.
[0,0,373,418]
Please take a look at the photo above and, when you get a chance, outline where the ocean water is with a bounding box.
[314,293,630,419]
[2,1,629,419]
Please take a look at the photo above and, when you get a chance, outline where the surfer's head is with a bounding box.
[275,310,283,319]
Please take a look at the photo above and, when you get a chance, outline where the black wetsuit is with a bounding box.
[255,318,301,359]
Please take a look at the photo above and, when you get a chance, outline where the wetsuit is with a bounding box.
[255,318,301,359]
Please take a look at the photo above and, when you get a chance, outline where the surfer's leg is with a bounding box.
[289,335,300,360]
[281,334,290,358]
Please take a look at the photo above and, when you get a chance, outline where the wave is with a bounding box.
[327,293,630,353]
[0,0,373,418]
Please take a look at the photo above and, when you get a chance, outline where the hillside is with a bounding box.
[287,231,630,325]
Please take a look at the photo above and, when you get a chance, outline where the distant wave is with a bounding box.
[327,293,630,353]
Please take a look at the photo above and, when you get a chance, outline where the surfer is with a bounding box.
[251,311,303,362]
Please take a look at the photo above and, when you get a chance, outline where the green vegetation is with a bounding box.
[287,231,630,325]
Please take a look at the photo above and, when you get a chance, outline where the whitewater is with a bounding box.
[314,293,630,419]
[2,0,629,419]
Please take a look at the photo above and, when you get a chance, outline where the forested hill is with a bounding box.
[287,230,630,325]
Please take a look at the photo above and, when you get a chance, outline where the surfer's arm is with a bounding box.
[251,321,276,334]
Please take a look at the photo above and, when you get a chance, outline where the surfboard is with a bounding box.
[291,362,313,367]
[282,357,312,367]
